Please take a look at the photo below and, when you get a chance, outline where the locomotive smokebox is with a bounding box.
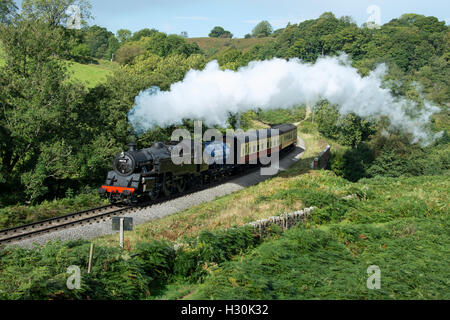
[128,143,137,152]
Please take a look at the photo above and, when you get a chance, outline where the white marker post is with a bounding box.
[112,217,133,249]
[87,243,94,274]
[119,217,124,248]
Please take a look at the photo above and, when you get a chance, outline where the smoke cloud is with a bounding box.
[129,54,441,145]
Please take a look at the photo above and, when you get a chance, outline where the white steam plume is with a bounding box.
[129,54,441,145]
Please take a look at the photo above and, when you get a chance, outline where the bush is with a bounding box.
[330,143,374,182]
[115,44,145,65]
[299,121,316,133]
[134,241,175,282]
[0,226,261,299]
[0,193,107,230]
[174,227,258,280]
[71,44,90,59]
[0,240,151,300]
[257,106,306,125]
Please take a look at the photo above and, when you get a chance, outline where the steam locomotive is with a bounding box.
[99,124,297,204]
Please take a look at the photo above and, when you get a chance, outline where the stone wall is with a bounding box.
[247,207,315,235]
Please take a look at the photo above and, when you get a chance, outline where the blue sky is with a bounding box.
[16,0,450,37]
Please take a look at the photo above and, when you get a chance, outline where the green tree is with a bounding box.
[315,102,375,147]
[115,43,145,65]
[144,32,200,58]
[209,26,232,38]
[0,18,86,202]
[116,28,132,43]
[130,28,158,42]
[84,25,118,59]
[252,21,273,38]
[70,42,89,58]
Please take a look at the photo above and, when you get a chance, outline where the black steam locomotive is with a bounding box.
[99,124,297,204]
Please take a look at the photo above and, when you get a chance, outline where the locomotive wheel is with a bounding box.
[163,176,175,197]
[148,189,159,201]
[194,175,204,188]
[175,177,186,194]
[163,182,172,197]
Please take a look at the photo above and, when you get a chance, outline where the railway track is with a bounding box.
[0,167,262,246]
[0,205,134,245]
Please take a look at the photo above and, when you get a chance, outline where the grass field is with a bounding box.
[67,59,118,87]
[0,46,116,87]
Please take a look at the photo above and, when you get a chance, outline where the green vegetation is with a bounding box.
[189,172,449,299]
[3,2,446,211]
[0,0,449,301]
[2,167,447,299]
[0,46,117,87]
[186,37,272,57]
[0,0,17,24]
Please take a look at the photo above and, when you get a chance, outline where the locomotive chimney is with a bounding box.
[128,143,137,152]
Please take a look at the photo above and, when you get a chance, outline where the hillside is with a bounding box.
[1,125,448,300]
[189,172,449,300]
[188,37,272,55]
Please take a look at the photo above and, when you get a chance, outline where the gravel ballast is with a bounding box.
[10,139,306,248]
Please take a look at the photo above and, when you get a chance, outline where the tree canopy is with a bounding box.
[116,28,132,43]
[252,20,273,37]
[209,26,233,38]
